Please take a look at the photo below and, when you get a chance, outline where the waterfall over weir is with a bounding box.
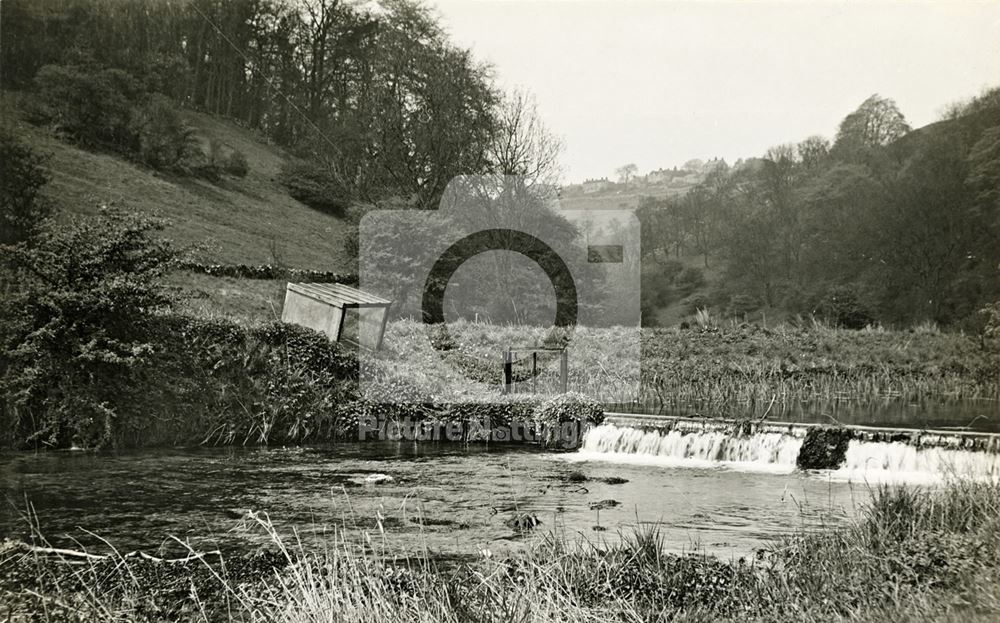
[578,425,804,473]
[575,419,1000,483]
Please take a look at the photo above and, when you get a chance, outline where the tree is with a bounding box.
[967,126,1000,218]
[797,135,830,169]
[487,90,563,186]
[834,94,910,153]
[615,163,638,186]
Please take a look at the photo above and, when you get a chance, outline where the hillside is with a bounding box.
[6,97,351,271]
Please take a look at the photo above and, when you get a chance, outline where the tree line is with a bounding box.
[1,0,557,209]
[637,93,1000,328]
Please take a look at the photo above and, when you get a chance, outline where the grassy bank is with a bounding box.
[3,482,999,621]
[168,276,1000,407]
[377,319,1000,407]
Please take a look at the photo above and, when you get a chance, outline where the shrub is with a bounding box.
[727,294,759,319]
[224,148,249,177]
[815,285,874,329]
[279,158,349,213]
[674,266,706,296]
[33,64,143,152]
[182,319,359,446]
[681,293,709,316]
[186,137,225,181]
[0,207,177,448]
[131,94,198,171]
[0,127,50,245]
[979,301,1000,344]
[533,391,604,448]
[178,262,356,283]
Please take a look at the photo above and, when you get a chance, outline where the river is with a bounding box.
[0,437,905,562]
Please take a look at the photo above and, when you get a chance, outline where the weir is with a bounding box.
[602,413,1000,452]
[579,413,1000,481]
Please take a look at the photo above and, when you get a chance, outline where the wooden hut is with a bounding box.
[280,282,391,350]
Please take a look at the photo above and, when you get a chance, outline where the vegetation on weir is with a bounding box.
[3,481,999,622]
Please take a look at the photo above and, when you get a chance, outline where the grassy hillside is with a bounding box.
[165,271,287,324]
[7,97,350,270]
[560,184,689,211]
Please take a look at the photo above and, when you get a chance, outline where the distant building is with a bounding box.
[646,168,672,185]
[582,177,612,194]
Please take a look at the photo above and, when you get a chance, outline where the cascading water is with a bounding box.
[573,423,1000,483]
[833,440,1000,483]
[573,424,803,473]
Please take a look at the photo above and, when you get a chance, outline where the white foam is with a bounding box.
[569,424,1000,484]
[563,424,802,474]
[826,440,1000,484]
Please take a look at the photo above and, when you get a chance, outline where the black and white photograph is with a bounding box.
[1,0,1000,620]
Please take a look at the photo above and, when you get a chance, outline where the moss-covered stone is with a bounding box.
[796,426,854,470]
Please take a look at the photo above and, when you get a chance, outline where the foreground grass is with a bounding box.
[3,482,999,621]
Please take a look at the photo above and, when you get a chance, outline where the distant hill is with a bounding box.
[7,98,351,271]
[559,161,720,211]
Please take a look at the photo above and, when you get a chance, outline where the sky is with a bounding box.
[431,0,1000,184]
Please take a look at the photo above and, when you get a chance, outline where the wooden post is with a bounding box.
[532,351,537,394]
[376,304,390,350]
[333,305,346,343]
[503,350,513,394]
[559,349,568,393]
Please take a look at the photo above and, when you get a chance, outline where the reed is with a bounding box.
[384,319,1000,408]
[5,482,1000,622]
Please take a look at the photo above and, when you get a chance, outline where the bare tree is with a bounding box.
[616,163,638,186]
[487,89,563,186]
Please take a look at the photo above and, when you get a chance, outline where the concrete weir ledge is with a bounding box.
[601,412,1000,453]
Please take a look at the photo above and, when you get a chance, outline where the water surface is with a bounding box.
[0,442,863,561]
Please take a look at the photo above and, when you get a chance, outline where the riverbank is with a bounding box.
[2,481,998,622]
[1,206,997,450]
[382,318,1000,409]
[3,307,998,449]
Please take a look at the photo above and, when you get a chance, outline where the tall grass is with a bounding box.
[381,319,1000,407]
[5,482,1000,622]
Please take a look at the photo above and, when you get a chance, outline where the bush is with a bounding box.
[132,94,198,171]
[183,138,248,181]
[533,392,603,449]
[180,318,359,446]
[33,64,143,152]
[681,293,709,316]
[224,149,249,177]
[0,207,176,448]
[0,127,51,245]
[279,158,349,213]
[534,392,603,425]
[979,301,1000,343]
[674,266,706,296]
[815,285,875,329]
[727,294,759,319]
[178,262,356,283]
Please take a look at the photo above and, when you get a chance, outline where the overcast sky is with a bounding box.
[431,0,1000,183]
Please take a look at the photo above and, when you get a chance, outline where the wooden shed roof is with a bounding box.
[287,282,391,308]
